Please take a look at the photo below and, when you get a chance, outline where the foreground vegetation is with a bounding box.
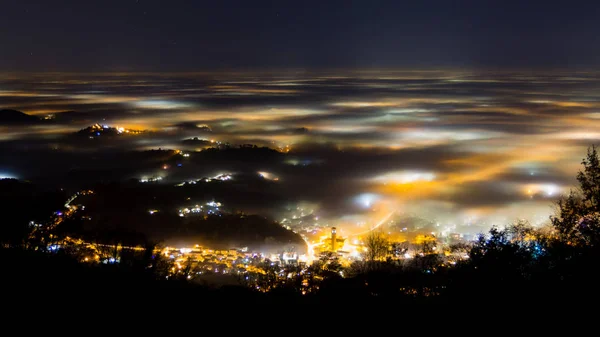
[4,147,600,312]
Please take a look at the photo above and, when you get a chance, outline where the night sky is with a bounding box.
[2,0,600,71]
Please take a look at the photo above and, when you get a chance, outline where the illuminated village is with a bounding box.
[29,187,474,293]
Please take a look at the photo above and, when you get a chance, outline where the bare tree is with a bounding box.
[363,230,388,262]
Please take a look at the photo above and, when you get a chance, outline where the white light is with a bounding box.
[0,172,16,180]
[525,183,560,197]
[371,170,435,184]
[545,184,558,196]
[354,193,380,208]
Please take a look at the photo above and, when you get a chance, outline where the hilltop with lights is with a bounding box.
[74,123,145,139]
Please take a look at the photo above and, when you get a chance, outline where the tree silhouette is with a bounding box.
[551,145,600,247]
[577,145,600,211]
[363,230,388,262]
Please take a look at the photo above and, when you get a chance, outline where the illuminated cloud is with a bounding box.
[132,100,192,110]
[2,70,600,228]
[370,171,436,184]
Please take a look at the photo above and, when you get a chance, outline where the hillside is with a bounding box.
[0,109,40,125]
[60,183,306,253]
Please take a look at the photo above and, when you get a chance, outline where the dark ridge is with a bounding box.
[181,137,214,147]
[51,110,93,123]
[0,109,40,125]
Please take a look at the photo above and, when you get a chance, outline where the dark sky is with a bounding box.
[1,0,599,71]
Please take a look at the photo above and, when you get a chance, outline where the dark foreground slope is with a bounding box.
[1,248,410,316]
[3,246,598,335]
[0,109,40,125]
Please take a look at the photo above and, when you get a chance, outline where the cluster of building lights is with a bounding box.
[140,176,163,183]
[178,201,223,217]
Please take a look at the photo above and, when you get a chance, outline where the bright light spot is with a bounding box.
[354,193,380,208]
[206,201,222,207]
[257,171,279,181]
[140,176,162,183]
[523,183,561,197]
[545,184,558,196]
[213,173,232,181]
[371,170,435,184]
[0,172,16,179]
